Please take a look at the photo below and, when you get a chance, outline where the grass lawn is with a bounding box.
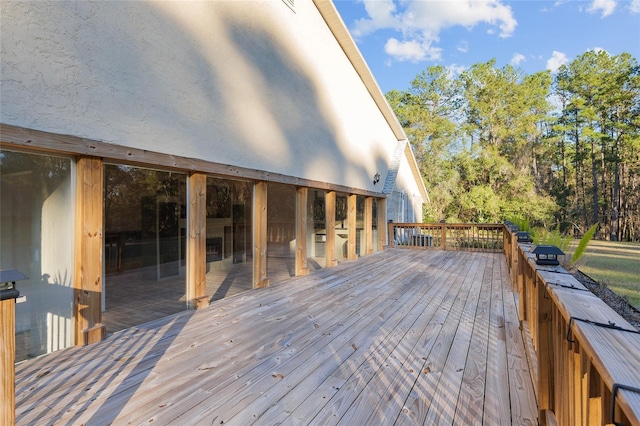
[570,239,640,309]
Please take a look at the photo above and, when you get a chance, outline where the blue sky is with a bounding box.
[333,0,640,93]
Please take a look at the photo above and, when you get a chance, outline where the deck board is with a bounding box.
[15,249,538,425]
[452,251,493,426]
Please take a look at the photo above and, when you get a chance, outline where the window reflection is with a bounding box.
[205,177,253,301]
[334,193,349,262]
[372,198,379,252]
[306,189,326,269]
[267,183,296,282]
[356,195,365,257]
[103,165,186,333]
[0,150,74,361]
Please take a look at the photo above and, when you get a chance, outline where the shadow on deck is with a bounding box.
[15,249,538,425]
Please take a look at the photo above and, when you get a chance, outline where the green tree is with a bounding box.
[553,51,640,240]
[387,52,640,241]
[386,66,463,222]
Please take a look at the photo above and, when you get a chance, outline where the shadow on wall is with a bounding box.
[0,2,389,190]
[224,17,394,193]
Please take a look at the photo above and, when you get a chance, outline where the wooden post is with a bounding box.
[347,194,356,260]
[254,182,269,288]
[74,156,106,346]
[520,250,529,330]
[364,197,373,255]
[518,248,526,326]
[325,191,336,266]
[296,187,309,276]
[579,351,589,426]
[377,197,386,249]
[511,232,519,287]
[530,265,538,345]
[587,363,603,424]
[570,341,581,426]
[441,224,446,250]
[1,298,16,424]
[503,226,509,262]
[537,275,554,422]
[188,173,208,309]
[387,221,395,248]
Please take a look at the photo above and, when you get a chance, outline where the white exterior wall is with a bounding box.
[1,1,397,193]
[388,149,424,223]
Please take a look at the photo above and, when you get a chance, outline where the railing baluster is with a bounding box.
[501,225,640,425]
[385,223,505,253]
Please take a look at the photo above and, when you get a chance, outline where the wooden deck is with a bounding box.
[15,249,538,425]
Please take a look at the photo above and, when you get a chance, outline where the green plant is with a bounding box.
[533,228,572,252]
[570,223,598,265]
[505,216,531,232]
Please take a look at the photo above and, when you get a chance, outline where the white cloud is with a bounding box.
[352,0,517,62]
[547,51,569,72]
[457,40,469,53]
[587,0,617,17]
[630,0,640,13]
[351,0,401,38]
[384,38,442,62]
[511,53,526,66]
[446,64,467,77]
[542,0,567,12]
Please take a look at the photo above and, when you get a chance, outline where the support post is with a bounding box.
[254,181,269,288]
[1,298,16,424]
[74,156,105,346]
[296,187,309,276]
[188,173,208,309]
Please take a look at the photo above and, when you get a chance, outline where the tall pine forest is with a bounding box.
[386,50,640,242]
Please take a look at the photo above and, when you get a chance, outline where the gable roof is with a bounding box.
[312,0,428,202]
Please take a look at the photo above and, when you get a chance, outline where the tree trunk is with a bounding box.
[590,138,599,235]
[610,139,620,241]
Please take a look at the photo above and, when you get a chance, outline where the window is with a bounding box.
[0,150,75,361]
[306,189,326,269]
[205,177,253,301]
[103,164,187,333]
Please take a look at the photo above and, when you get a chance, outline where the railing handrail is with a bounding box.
[503,227,640,425]
[387,222,505,253]
[389,222,504,227]
[389,223,640,424]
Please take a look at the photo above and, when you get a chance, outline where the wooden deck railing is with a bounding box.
[390,222,640,425]
[503,226,640,426]
[387,222,504,252]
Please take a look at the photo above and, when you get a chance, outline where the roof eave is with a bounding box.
[313,0,429,203]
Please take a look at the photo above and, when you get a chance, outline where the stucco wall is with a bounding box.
[1,1,397,193]
[388,147,425,222]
